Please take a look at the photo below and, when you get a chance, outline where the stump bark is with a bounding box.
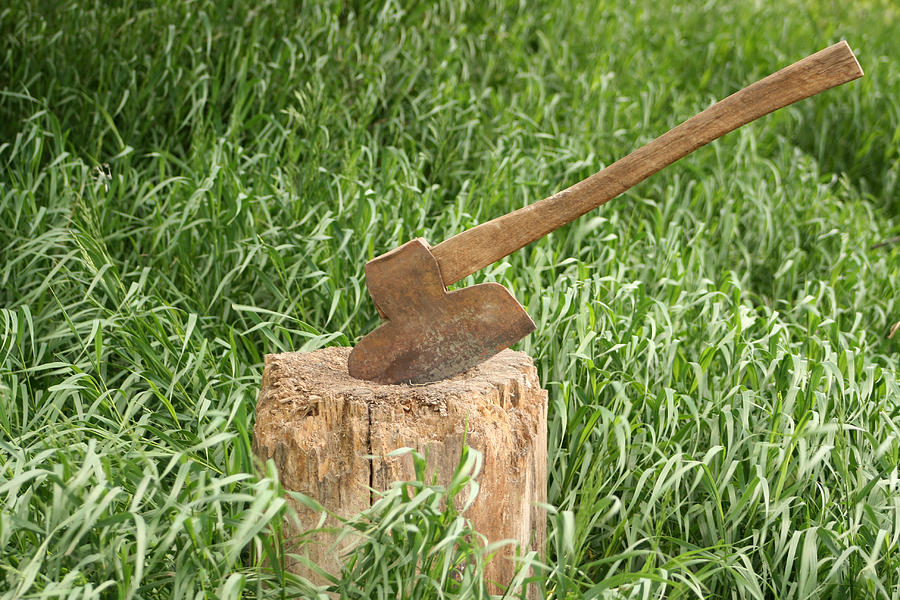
[252,346,547,596]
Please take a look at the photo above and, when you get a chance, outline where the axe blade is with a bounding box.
[348,239,535,385]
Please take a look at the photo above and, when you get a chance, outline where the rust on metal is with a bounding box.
[348,238,535,385]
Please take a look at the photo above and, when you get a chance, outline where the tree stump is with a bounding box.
[252,346,547,596]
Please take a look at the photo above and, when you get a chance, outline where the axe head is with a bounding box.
[348,238,535,384]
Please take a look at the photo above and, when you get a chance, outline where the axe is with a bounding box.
[348,41,863,385]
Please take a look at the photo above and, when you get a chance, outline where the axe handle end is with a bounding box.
[432,41,862,286]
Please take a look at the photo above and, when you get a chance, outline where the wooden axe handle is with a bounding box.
[431,41,863,286]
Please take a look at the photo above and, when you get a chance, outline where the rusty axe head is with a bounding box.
[347,42,862,385]
[347,238,535,384]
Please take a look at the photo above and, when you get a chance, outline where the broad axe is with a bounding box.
[348,42,863,384]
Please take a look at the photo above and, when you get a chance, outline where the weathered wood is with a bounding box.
[253,346,547,596]
[431,41,862,285]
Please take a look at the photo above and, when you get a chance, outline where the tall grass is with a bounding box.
[2,0,900,597]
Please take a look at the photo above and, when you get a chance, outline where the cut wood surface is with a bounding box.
[431,41,863,285]
[253,346,548,596]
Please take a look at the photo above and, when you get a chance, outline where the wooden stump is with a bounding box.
[252,346,547,596]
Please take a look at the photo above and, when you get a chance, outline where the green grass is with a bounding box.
[2,0,900,597]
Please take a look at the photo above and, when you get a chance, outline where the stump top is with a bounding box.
[261,346,537,399]
[257,347,542,430]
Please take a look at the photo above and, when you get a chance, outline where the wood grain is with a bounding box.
[253,346,548,598]
[431,41,863,286]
